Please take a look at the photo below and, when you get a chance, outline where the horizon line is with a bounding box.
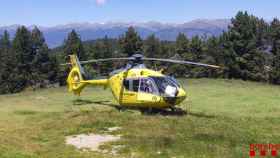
[0,18,233,28]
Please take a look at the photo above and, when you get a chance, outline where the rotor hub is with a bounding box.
[130,54,144,64]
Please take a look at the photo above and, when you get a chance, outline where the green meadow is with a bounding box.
[0,79,279,158]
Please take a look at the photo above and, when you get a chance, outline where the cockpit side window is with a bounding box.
[123,79,139,92]
[123,78,159,95]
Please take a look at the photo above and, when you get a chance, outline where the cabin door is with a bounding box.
[137,78,160,103]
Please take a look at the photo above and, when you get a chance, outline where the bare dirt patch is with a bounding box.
[66,134,121,151]
[107,126,122,132]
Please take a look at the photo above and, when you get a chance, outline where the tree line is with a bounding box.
[0,27,58,94]
[0,11,280,94]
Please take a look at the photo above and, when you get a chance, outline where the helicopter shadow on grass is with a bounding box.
[72,99,124,110]
[90,100,189,116]
[72,99,96,106]
[137,107,187,116]
[143,109,217,118]
[72,99,216,118]
[72,99,188,116]
[91,101,189,116]
[187,112,216,119]
[72,99,215,118]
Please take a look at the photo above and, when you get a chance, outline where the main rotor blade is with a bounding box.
[80,57,132,64]
[61,57,132,66]
[143,58,221,69]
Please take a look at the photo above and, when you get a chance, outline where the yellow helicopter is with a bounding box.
[66,54,220,111]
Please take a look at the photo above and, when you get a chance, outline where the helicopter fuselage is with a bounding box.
[107,66,186,109]
[67,54,193,109]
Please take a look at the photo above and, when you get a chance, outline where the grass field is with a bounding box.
[0,79,279,158]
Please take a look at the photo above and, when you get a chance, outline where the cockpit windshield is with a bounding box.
[166,76,180,88]
[150,76,179,96]
[123,76,180,97]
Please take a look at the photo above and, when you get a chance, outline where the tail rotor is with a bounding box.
[66,55,88,95]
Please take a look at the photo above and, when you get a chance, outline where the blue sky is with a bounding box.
[0,0,279,26]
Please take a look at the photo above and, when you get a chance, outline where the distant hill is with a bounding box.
[0,19,231,48]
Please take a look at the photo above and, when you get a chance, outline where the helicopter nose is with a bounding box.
[163,87,187,105]
[175,88,187,104]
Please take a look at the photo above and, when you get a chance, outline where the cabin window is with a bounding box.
[139,78,159,94]
[123,79,139,92]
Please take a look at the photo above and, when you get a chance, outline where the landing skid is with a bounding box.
[170,106,182,112]
[139,106,187,116]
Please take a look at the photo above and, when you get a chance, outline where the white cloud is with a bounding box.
[96,0,107,6]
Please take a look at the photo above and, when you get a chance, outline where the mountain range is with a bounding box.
[0,19,231,48]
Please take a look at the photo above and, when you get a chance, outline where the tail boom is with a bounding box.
[66,55,108,96]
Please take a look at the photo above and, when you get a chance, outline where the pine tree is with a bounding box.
[270,18,280,84]
[102,36,113,59]
[0,31,11,93]
[143,34,161,58]
[13,26,33,65]
[89,36,114,75]
[119,26,142,56]
[222,11,267,81]
[175,33,189,58]
[189,35,206,77]
[204,36,225,77]
[59,30,86,85]
[31,26,58,88]
[102,36,114,73]
[189,35,205,61]
[141,34,161,72]
[169,33,190,76]
[63,30,86,61]
[12,26,33,91]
